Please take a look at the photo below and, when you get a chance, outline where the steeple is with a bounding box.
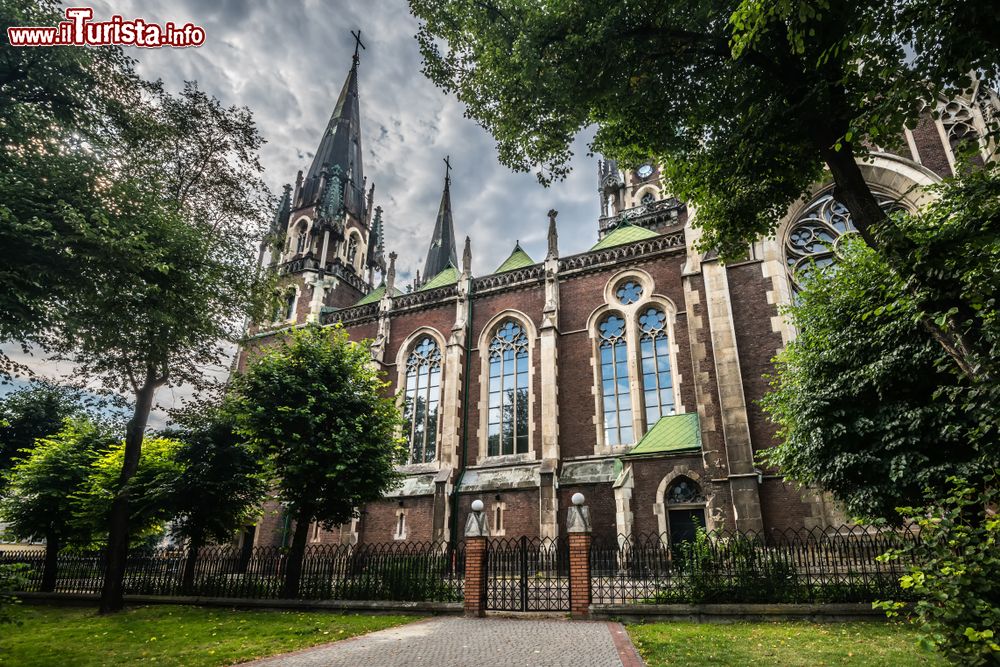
[422,156,459,281]
[297,35,366,221]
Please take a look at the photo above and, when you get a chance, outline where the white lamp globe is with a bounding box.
[571,492,585,506]
[471,499,484,512]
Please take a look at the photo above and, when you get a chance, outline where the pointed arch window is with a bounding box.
[638,307,675,424]
[403,337,442,464]
[487,320,529,456]
[347,236,359,266]
[295,222,308,254]
[598,313,633,446]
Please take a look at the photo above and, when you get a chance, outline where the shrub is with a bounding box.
[876,474,1000,665]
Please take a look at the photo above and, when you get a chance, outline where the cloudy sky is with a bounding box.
[5,0,606,422]
[90,0,603,282]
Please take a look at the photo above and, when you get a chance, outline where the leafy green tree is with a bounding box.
[166,405,267,593]
[0,382,88,474]
[407,0,999,380]
[26,81,273,613]
[231,325,404,599]
[0,0,140,365]
[0,563,27,624]
[0,417,115,591]
[73,435,184,548]
[762,166,1000,520]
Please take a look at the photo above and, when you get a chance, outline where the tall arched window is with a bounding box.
[346,236,359,266]
[638,307,674,424]
[598,313,633,446]
[402,337,441,464]
[295,222,308,254]
[487,321,529,456]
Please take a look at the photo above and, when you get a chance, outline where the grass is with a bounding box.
[0,604,420,666]
[627,621,947,666]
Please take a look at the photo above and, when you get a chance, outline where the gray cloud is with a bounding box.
[91,0,602,281]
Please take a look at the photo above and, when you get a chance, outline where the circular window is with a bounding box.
[615,280,643,305]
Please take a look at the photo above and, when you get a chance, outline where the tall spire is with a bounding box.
[422,156,459,280]
[298,32,366,221]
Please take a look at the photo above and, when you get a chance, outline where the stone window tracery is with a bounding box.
[784,191,903,291]
[667,477,705,505]
[487,320,529,456]
[638,307,675,424]
[295,223,308,254]
[615,281,643,305]
[402,337,442,464]
[598,313,633,446]
[640,192,656,206]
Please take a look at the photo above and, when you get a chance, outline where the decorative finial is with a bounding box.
[387,251,397,291]
[462,236,472,275]
[351,29,366,63]
[415,269,421,288]
[443,155,452,185]
[546,209,559,259]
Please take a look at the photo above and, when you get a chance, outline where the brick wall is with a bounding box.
[557,484,617,543]
[455,489,540,539]
[910,114,953,178]
[359,495,435,544]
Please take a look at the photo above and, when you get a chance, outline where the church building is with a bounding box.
[241,47,1000,548]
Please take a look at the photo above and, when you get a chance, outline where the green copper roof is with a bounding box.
[418,264,460,291]
[494,243,535,274]
[354,282,402,306]
[589,223,659,251]
[625,413,701,457]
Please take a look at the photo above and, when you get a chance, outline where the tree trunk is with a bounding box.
[181,535,202,595]
[40,533,60,593]
[98,374,160,614]
[281,511,311,600]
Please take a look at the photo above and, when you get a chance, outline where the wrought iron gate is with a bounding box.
[485,536,570,611]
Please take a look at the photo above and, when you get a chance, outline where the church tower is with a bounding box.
[597,158,684,239]
[270,33,383,320]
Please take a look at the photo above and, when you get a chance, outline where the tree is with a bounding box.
[28,82,273,613]
[0,0,140,365]
[762,165,1000,520]
[0,382,88,474]
[166,404,267,593]
[0,417,114,591]
[407,0,999,380]
[230,325,404,599]
[73,435,184,549]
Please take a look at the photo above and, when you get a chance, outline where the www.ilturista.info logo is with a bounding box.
[7,7,205,48]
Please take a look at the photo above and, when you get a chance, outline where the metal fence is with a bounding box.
[0,541,465,602]
[591,525,919,605]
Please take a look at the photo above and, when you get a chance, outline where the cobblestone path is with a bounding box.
[245,616,644,667]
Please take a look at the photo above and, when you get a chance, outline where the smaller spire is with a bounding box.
[422,157,459,280]
[462,236,472,275]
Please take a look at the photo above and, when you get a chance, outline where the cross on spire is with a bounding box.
[443,155,452,185]
[351,29,366,62]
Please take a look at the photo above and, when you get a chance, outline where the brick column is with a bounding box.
[463,500,490,618]
[566,493,592,620]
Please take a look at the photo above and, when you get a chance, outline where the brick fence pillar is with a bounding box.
[463,499,490,618]
[567,492,592,620]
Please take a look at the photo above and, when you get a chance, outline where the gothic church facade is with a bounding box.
[241,50,999,548]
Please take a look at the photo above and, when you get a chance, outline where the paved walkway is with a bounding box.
[246,616,644,667]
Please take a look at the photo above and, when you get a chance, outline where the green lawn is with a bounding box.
[628,621,947,666]
[0,604,420,666]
